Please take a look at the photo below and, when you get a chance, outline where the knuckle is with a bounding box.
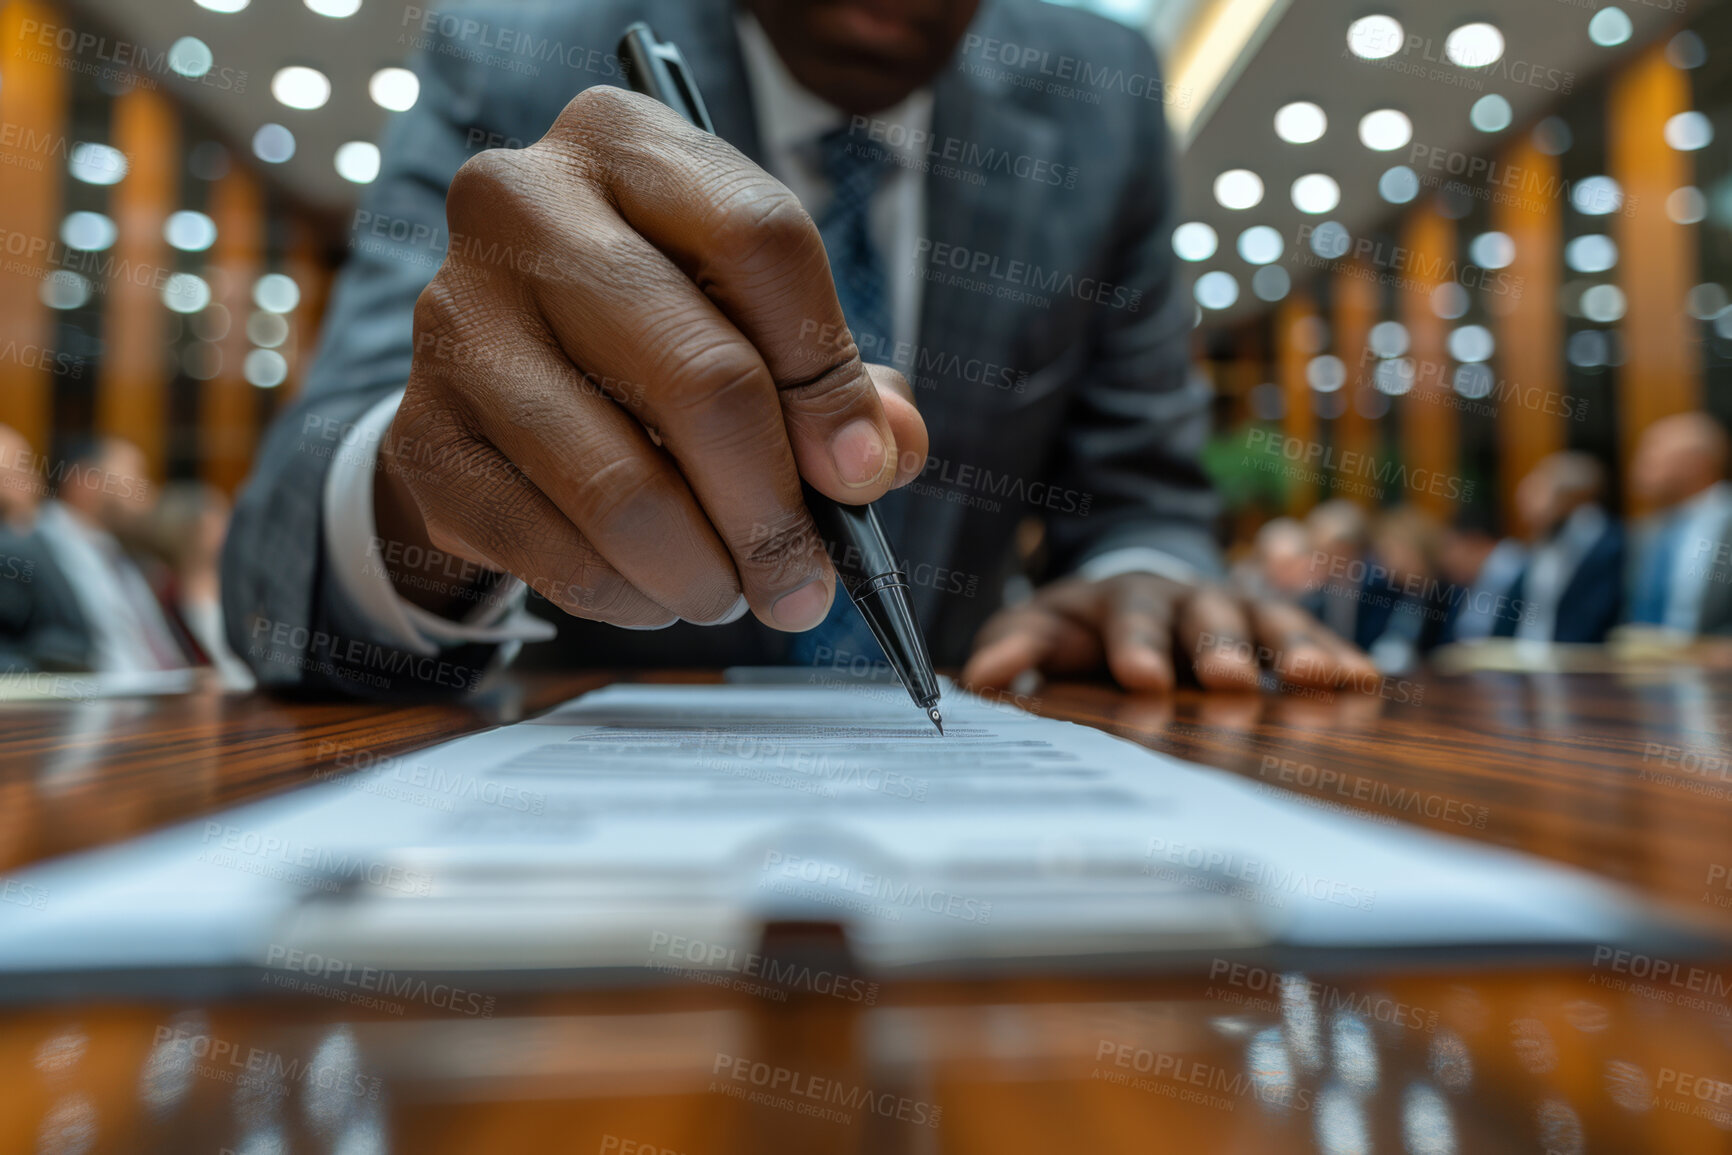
[736,508,823,584]
[656,342,769,415]
[707,187,817,268]
[566,453,664,536]
[446,148,525,226]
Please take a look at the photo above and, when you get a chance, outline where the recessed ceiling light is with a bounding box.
[1588,7,1632,47]
[39,271,91,311]
[1469,231,1515,270]
[1444,23,1504,68]
[305,0,361,16]
[1379,165,1420,204]
[1346,15,1403,60]
[1580,284,1626,323]
[271,66,331,111]
[1237,226,1283,265]
[1172,222,1218,262]
[1571,175,1623,215]
[1274,101,1327,144]
[1470,94,1513,133]
[1358,109,1412,151]
[1665,111,1714,151]
[163,272,213,315]
[60,211,116,252]
[1565,235,1618,273]
[1194,271,1240,311]
[369,67,419,112]
[335,141,382,184]
[68,142,127,185]
[1214,169,1264,210]
[244,349,289,388]
[1448,325,1495,363]
[253,124,296,164]
[254,274,302,314]
[164,210,218,252]
[1309,221,1351,258]
[1292,174,1341,215]
[1668,187,1706,225]
[168,36,213,79]
[1252,265,1290,302]
[195,0,248,11]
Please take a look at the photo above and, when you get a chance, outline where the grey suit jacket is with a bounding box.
[223,0,1219,697]
[1631,505,1732,636]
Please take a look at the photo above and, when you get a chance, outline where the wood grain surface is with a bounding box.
[1,667,1729,1154]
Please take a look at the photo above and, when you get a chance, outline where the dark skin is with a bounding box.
[375,0,1377,696]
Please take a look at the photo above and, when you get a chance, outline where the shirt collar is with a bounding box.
[1680,480,1732,519]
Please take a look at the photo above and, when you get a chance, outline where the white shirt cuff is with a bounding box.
[321,390,556,656]
[1077,547,1203,587]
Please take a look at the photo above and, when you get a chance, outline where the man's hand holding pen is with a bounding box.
[373,87,929,632]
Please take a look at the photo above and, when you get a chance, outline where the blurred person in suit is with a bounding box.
[223,0,1374,700]
[1232,517,1313,600]
[1300,500,1372,643]
[1484,451,1623,645]
[0,437,189,673]
[1628,413,1732,636]
[0,423,45,532]
[142,482,254,688]
[1358,507,1449,673]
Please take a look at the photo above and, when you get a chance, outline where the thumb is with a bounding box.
[779,358,918,504]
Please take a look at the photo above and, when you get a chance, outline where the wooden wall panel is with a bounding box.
[202,166,261,495]
[1610,42,1700,494]
[1397,206,1458,520]
[98,86,178,480]
[0,0,66,453]
[1276,292,1318,516]
[1331,259,1377,505]
[1492,134,1565,525]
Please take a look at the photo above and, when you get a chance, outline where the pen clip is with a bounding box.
[618,22,716,135]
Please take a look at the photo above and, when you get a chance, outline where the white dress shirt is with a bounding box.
[1664,481,1732,633]
[1514,503,1608,643]
[321,16,1192,657]
[34,501,186,673]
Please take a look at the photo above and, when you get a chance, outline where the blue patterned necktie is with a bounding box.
[788,125,896,674]
[1630,514,1686,625]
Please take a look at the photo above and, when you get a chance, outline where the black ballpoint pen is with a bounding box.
[617,21,945,735]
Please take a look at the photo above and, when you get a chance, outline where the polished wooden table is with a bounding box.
[2,667,1731,1154]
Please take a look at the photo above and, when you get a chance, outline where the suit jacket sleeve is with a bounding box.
[222,29,510,697]
[1038,38,1221,581]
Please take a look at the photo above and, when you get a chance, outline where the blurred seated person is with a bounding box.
[142,482,254,688]
[1628,413,1732,636]
[1360,507,1448,673]
[1435,512,1527,644]
[1231,517,1313,600]
[0,436,191,673]
[0,422,44,532]
[1301,499,1371,642]
[1490,451,1623,645]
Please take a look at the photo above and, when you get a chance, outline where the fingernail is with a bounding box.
[772,578,831,630]
[829,419,888,489]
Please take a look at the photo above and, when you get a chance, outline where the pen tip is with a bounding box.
[928,707,944,736]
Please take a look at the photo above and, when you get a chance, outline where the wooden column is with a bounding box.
[1492,134,1565,526]
[1398,205,1458,520]
[0,0,67,453]
[1332,259,1377,506]
[1276,292,1319,515]
[202,167,261,495]
[1610,43,1700,486]
[283,221,330,400]
[98,87,178,480]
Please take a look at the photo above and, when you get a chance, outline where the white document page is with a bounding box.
[0,681,1655,978]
